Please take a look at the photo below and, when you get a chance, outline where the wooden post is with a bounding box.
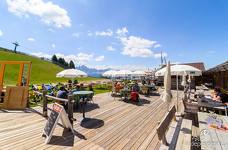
[68,95,74,125]
[0,63,6,87]
[43,90,48,117]
[17,63,24,86]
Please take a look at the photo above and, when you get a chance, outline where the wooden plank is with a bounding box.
[105,102,164,149]
[73,98,161,150]
[175,119,192,150]
[156,106,176,142]
[0,93,168,149]
[110,103,166,150]
[91,99,161,149]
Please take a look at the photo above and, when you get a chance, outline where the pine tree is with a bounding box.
[58,57,65,65]
[52,54,58,62]
[69,60,75,69]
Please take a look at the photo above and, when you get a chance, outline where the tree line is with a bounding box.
[51,54,75,69]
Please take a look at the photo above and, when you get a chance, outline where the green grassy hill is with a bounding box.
[0,48,100,85]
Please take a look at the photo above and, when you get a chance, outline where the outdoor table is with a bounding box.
[198,112,228,150]
[73,91,94,118]
[198,97,227,116]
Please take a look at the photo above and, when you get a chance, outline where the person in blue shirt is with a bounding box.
[57,86,68,110]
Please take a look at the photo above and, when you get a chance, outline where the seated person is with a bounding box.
[88,83,94,92]
[211,87,228,104]
[132,83,140,92]
[130,89,139,102]
[142,79,146,85]
[68,80,73,89]
[211,87,222,101]
[57,86,68,109]
[79,83,85,90]
[115,82,123,93]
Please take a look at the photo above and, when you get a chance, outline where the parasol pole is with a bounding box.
[176,74,179,112]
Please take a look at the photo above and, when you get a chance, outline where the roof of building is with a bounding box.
[206,61,228,72]
[181,62,205,71]
[161,62,205,71]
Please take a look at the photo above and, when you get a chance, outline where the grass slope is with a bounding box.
[0,48,101,85]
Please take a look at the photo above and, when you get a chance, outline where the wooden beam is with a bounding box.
[0,64,6,86]
[0,61,31,65]
[26,62,32,86]
[17,63,24,86]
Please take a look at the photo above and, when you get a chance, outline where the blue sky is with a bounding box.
[0,0,227,70]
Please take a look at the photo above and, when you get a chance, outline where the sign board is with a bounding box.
[42,103,73,144]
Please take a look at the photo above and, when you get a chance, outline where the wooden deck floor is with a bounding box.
[0,92,168,150]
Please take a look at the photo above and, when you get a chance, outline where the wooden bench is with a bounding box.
[157,106,177,146]
[157,106,192,150]
[176,119,192,150]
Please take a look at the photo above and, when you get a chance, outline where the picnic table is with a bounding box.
[198,97,227,116]
[198,112,228,150]
[73,91,94,118]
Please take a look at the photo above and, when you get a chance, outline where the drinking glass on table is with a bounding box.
[216,118,223,128]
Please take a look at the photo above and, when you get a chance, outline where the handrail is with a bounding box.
[32,90,74,125]
[33,90,42,96]
[46,95,69,102]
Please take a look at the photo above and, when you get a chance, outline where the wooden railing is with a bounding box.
[33,90,74,125]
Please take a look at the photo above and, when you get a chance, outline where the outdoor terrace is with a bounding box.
[0,92,169,150]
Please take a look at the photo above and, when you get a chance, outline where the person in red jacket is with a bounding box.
[131,89,139,102]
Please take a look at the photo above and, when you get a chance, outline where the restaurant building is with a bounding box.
[158,62,205,89]
[203,61,228,91]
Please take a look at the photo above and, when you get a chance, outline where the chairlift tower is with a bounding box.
[12,42,19,53]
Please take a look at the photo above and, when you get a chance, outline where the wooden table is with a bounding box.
[73,91,94,118]
[198,98,227,116]
[198,112,228,150]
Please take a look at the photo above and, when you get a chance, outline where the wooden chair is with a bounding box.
[140,86,149,95]
[182,98,199,114]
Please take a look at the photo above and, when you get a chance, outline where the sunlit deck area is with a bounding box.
[0,92,168,150]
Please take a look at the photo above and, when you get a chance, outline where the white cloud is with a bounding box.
[31,52,52,59]
[95,55,104,61]
[106,46,115,51]
[153,52,168,58]
[27,37,35,42]
[120,36,157,57]
[89,64,151,71]
[72,32,80,38]
[0,30,3,36]
[154,43,161,48]
[95,29,113,36]
[7,0,71,28]
[52,44,56,48]
[87,31,93,36]
[48,28,55,32]
[55,53,94,65]
[116,27,128,36]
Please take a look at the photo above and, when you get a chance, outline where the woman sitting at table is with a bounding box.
[212,87,228,104]
[212,87,222,101]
